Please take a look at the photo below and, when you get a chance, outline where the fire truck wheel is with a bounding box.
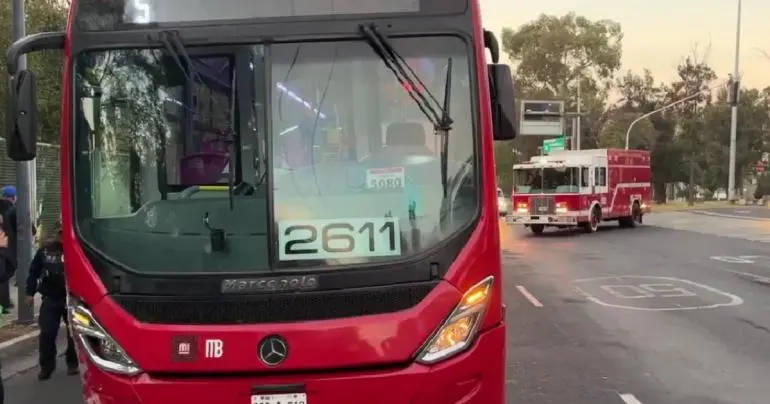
[530,224,545,235]
[620,202,643,228]
[582,207,600,233]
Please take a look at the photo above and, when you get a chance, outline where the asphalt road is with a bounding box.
[697,206,770,219]
[502,220,770,404]
[5,219,770,404]
[3,364,81,403]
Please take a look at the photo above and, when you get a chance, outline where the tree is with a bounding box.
[699,86,770,193]
[0,0,68,143]
[501,13,623,95]
[666,55,717,203]
[598,69,662,150]
[499,13,623,171]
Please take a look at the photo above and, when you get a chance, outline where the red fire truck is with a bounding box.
[6,0,518,403]
[508,148,652,235]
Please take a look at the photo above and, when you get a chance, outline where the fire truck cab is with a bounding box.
[508,148,651,235]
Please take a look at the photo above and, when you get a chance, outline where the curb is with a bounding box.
[0,325,66,381]
[0,329,40,362]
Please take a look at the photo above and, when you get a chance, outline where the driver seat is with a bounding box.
[383,122,433,157]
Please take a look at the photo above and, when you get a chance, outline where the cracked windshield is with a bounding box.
[1,0,770,403]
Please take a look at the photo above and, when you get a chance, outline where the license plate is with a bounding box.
[251,393,307,404]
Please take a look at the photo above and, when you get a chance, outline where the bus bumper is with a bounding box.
[78,323,506,404]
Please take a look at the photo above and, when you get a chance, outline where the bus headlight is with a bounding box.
[416,276,494,364]
[67,297,141,376]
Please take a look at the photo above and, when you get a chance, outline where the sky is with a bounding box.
[479,0,770,90]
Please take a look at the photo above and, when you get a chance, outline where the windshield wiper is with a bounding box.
[358,24,454,197]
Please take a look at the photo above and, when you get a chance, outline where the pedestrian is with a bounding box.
[0,227,8,404]
[25,223,79,380]
[0,186,17,314]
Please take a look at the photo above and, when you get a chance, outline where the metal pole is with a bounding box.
[727,0,742,202]
[12,0,35,325]
[576,79,581,150]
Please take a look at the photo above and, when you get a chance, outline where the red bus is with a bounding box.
[7,0,516,402]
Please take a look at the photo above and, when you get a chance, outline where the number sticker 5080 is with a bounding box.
[278,217,402,261]
[366,167,405,189]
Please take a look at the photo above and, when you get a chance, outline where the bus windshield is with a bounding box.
[73,36,477,273]
[513,167,580,194]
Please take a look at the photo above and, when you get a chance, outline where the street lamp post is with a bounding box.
[624,81,727,149]
[12,0,36,325]
[727,0,742,202]
[575,78,582,150]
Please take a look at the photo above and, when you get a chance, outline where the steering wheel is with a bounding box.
[178,185,204,199]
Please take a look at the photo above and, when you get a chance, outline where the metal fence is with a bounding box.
[0,139,61,240]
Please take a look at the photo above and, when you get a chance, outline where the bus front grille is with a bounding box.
[112,281,438,325]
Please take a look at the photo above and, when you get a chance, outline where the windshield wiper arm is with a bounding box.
[359,24,446,127]
[358,24,453,196]
[438,58,452,197]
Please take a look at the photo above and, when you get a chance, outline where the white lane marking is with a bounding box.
[711,255,755,264]
[619,393,643,404]
[516,285,543,307]
[573,276,743,311]
[718,268,770,285]
[708,256,770,284]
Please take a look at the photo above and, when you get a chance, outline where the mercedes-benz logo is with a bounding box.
[258,335,288,366]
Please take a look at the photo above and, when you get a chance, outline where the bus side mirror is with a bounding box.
[7,70,38,161]
[6,31,65,161]
[488,64,517,141]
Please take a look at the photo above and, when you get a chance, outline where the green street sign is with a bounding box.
[542,137,566,154]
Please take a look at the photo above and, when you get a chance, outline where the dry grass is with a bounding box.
[651,200,734,212]
[0,322,38,343]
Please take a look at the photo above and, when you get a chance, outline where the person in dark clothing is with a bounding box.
[25,224,79,380]
[0,186,17,314]
[1,185,38,311]
[0,217,7,404]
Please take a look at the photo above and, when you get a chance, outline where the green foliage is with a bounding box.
[0,0,68,143]
[501,13,624,163]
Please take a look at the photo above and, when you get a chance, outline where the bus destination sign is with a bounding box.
[76,0,425,31]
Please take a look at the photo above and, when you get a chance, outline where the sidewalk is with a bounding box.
[1,280,41,326]
[0,282,43,374]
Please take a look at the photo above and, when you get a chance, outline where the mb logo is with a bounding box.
[205,339,223,358]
